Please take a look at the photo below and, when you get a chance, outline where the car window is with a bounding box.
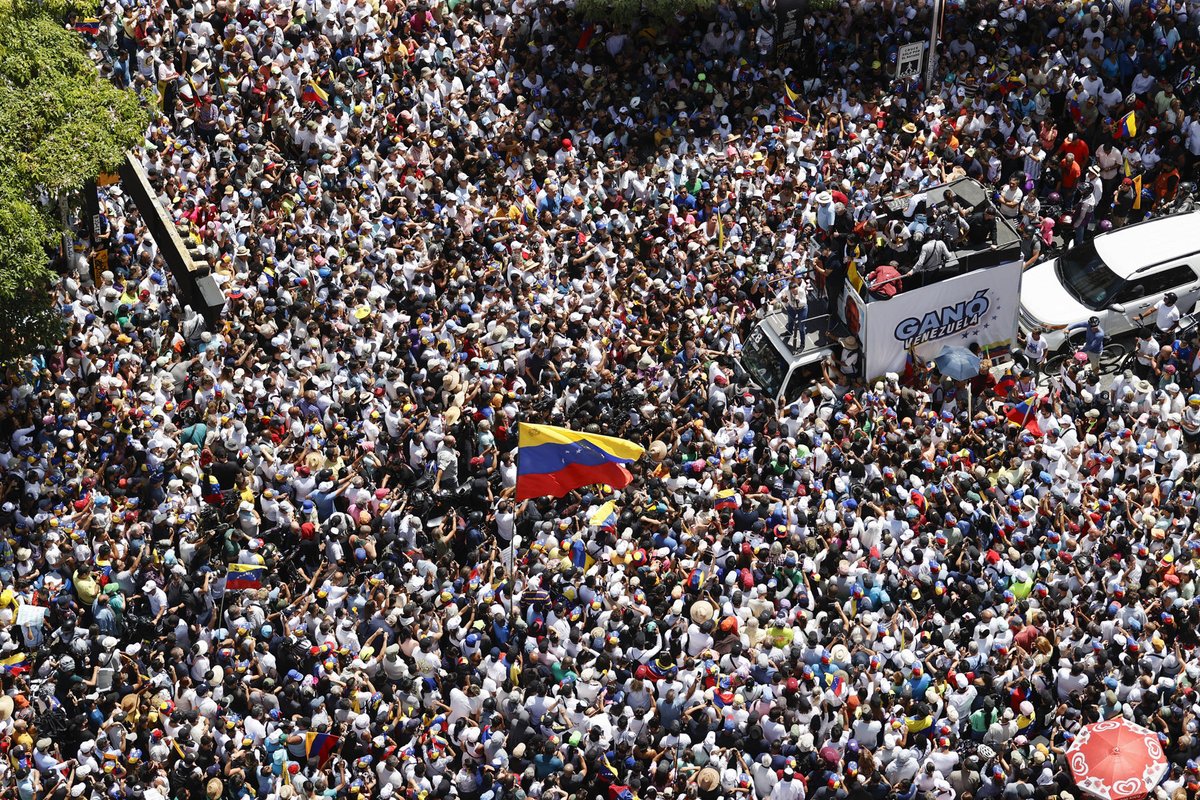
[1139,264,1198,298]
[782,362,825,402]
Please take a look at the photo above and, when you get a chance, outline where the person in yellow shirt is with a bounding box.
[1010,569,1033,601]
[74,564,101,605]
[1016,700,1036,732]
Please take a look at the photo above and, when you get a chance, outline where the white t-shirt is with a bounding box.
[1025,336,1048,364]
[1154,300,1181,332]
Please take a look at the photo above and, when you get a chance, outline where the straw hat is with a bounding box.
[690,599,715,624]
[0,696,12,721]
[697,767,721,792]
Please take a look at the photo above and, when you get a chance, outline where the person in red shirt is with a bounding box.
[1058,151,1082,196]
[866,262,903,300]
[1059,131,1090,168]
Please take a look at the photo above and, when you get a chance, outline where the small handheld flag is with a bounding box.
[301,82,329,107]
[0,653,29,675]
[1005,400,1043,436]
[72,18,101,36]
[304,732,340,767]
[226,563,265,591]
[1116,110,1137,139]
[589,500,618,527]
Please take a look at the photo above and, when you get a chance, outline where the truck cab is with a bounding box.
[741,309,834,403]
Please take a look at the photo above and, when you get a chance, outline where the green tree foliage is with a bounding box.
[574,0,730,23]
[573,0,836,29]
[0,0,148,362]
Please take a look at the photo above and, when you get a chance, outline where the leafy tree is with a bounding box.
[574,0,736,23]
[0,0,148,363]
[572,0,836,31]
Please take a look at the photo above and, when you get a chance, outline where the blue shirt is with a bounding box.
[309,489,338,521]
[1069,322,1105,353]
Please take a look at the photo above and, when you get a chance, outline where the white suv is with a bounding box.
[1019,211,1200,365]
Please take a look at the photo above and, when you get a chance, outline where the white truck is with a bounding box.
[741,178,1024,402]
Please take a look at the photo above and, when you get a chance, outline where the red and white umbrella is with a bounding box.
[1067,718,1168,800]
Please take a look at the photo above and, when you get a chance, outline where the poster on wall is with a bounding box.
[862,258,1023,379]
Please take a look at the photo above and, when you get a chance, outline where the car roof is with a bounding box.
[1095,211,1200,278]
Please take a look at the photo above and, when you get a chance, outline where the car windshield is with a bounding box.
[743,328,788,398]
[1055,241,1124,310]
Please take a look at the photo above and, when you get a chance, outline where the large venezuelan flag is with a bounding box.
[516,423,644,500]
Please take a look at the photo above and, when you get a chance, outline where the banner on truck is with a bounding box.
[863,258,1022,379]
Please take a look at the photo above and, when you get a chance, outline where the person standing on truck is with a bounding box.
[906,231,953,276]
[1020,222,1043,270]
[783,277,809,348]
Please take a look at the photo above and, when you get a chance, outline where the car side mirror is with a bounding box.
[1108,303,1125,314]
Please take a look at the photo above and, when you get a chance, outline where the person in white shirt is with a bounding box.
[1137,292,1181,336]
[1022,329,1049,378]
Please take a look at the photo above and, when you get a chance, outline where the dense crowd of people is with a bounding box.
[4,0,1200,798]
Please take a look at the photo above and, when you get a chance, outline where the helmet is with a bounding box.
[1059,214,1073,226]
[1047,192,1062,204]
[1166,292,1178,304]
[59,656,76,673]
[1088,316,1100,326]
[1098,219,1113,231]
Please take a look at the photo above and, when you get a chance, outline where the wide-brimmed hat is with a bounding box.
[690,599,714,624]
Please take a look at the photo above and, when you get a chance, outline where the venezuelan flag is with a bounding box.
[516,423,644,500]
[72,18,101,35]
[304,732,339,766]
[301,82,329,107]
[1116,110,1137,139]
[0,653,28,675]
[226,563,265,590]
[781,83,806,124]
[589,499,618,527]
[1005,400,1043,436]
[715,488,739,510]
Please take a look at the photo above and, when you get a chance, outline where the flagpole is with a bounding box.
[924,0,944,94]
[507,519,515,621]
